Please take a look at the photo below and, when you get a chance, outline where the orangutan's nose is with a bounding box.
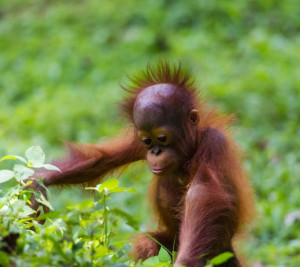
[151,146,162,156]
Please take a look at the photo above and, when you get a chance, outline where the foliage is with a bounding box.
[0,0,300,265]
[143,247,172,267]
[0,147,138,266]
[0,145,60,184]
[205,252,234,267]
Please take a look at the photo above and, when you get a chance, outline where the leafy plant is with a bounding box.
[204,252,234,267]
[0,145,60,184]
[143,247,172,267]
[0,146,138,266]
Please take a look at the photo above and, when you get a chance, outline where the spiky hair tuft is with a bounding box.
[119,61,198,122]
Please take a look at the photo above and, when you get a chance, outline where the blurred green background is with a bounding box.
[1,0,300,265]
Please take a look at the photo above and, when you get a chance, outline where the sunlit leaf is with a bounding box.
[0,170,15,183]
[25,146,46,167]
[25,180,33,186]
[158,247,171,263]
[210,252,234,266]
[143,256,160,266]
[18,218,35,224]
[19,205,36,218]
[0,155,27,164]
[98,178,119,192]
[14,164,35,180]
[42,164,62,172]
[36,194,54,211]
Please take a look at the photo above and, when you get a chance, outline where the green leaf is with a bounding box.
[0,155,18,161]
[13,164,35,180]
[0,170,15,183]
[143,256,160,266]
[25,146,46,167]
[0,155,27,164]
[210,252,234,266]
[18,217,35,223]
[98,178,119,192]
[36,193,54,211]
[19,205,36,218]
[158,247,171,263]
[42,164,62,172]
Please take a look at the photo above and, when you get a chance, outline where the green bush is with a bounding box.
[0,147,138,266]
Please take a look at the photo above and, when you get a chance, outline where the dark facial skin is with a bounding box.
[133,84,199,176]
[137,125,182,176]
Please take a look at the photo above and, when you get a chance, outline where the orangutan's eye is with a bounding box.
[157,135,167,143]
[142,138,152,146]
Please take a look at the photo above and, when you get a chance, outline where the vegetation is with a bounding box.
[1,0,300,266]
[0,147,137,266]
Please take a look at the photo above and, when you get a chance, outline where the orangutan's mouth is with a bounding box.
[151,165,170,175]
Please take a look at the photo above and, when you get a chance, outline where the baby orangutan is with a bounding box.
[31,62,254,266]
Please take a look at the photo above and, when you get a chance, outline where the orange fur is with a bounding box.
[38,62,255,267]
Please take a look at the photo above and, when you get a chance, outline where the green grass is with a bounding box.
[1,0,300,265]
